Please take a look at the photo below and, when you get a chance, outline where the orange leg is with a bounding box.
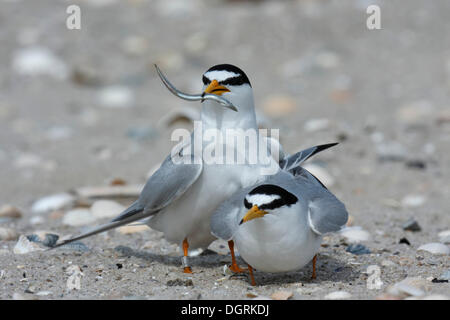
[247,264,256,286]
[228,240,247,273]
[182,238,192,273]
[311,254,317,280]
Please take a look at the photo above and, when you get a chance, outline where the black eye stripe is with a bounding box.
[202,75,211,85]
[244,198,252,209]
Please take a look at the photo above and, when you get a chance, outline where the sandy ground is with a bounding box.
[0,0,449,300]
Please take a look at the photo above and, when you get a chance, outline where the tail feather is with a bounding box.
[50,203,154,250]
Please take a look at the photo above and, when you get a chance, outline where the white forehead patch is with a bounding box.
[204,70,240,82]
[246,194,280,206]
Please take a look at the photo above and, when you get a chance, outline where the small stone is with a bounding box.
[270,290,293,300]
[417,243,450,255]
[401,195,426,208]
[0,205,22,219]
[35,291,52,296]
[302,163,335,187]
[340,226,371,243]
[402,218,422,232]
[0,227,19,241]
[381,260,396,267]
[121,36,149,56]
[262,95,297,118]
[386,277,428,298]
[45,126,73,141]
[438,230,450,244]
[346,244,371,255]
[166,278,194,287]
[12,46,68,80]
[399,237,411,245]
[396,100,434,125]
[91,200,126,219]
[63,208,96,227]
[117,224,150,234]
[324,291,352,300]
[97,86,134,109]
[376,141,408,162]
[42,234,59,247]
[304,118,330,132]
[31,193,75,214]
[71,65,103,87]
[29,216,44,225]
[246,292,258,298]
[13,235,44,254]
[405,160,426,170]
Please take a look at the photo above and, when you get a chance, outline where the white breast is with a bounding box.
[233,205,322,273]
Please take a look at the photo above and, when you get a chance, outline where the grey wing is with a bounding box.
[210,186,254,241]
[307,192,348,235]
[114,150,202,221]
[51,143,202,249]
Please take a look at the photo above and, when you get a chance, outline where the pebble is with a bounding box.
[396,100,434,125]
[303,118,330,132]
[399,237,411,245]
[121,36,149,56]
[346,244,371,255]
[417,243,450,255]
[324,291,352,300]
[437,270,450,281]
[401,195,426,208]
[166,278,194,287]
[91,200,126,219]
[438,230,450,244]
[26,233,60,248]
[31,193,75,214]
[97,86,135,109]
[29,216,44,225]
[0,227,19,241]
[270,290,293,300]
[375,141,408,162]
[45,126,73,141]
[0,205,22,219]
[302,163,335,187]
[12,46,68,80]
[13,235,44,254]
[340,226,371,243]
[62,208,97,227]
[71,65,103,87]
[262,95,297,118]
[386,277,428,298]
[402,218,421,232]
[381,260,396,267]
[117,224,150,234]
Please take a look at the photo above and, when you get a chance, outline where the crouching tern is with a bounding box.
[52,63,284,273]
[210,145,348,285]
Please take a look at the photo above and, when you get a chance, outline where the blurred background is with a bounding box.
[0,0,449,236]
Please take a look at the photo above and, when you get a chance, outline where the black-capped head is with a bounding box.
[202,64,251,88]
[243,184,298,211]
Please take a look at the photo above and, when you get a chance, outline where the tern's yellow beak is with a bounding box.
[240,205,268,225]
[204,79,230,96]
